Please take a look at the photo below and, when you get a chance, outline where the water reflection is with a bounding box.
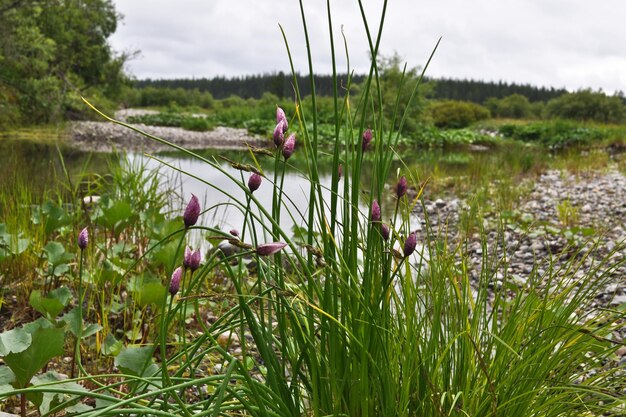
[133,152,345,238]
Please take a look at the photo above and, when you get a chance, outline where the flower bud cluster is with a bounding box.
[275,107,296,160]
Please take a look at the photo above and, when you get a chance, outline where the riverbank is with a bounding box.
[69,121,267,153]
[66,108,267,153]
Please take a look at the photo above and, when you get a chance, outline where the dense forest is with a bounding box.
[134,73,570,103]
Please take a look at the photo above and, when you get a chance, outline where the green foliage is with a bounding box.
[125,86,216,109]
[406,126,497,147]
[31,201,73,236]
[499,120,607,147]
[42,241,74,277]
[428,99,490,128]
[0,0,127,126]
[545,89,626,123]
[556,199,580,228]
[0,223,29,261]
[2,319,65,388]
[367,53,433,135]
[485,93,534,119]
[114,345,161,392]
[29,287,72,320]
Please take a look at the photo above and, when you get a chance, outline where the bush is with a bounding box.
[428,100,490,128]
[545,89,625,123]
[499,120,607,147]
[485,93,533,119]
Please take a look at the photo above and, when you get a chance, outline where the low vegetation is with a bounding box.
[1,1,625,416]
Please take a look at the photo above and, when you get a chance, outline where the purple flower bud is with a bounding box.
[273,121,285,147]
[371,200,381,222]
[362,129,372,152]
[169,267,182,297]
[183,246,201,271]
[256,242,287,256]
[248,173,262,193]
[78,227,88,250]
[338,164,343,179]
[276,107,288,131]
[229,229,240,237]
[396,176,408,199]
[184,194,200,228]
[183,246,192,268]
[282,133,296,160]
[189,249,201,272]
[381,223,390,241]
[403,232,417,257]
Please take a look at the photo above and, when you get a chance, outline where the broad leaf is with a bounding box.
[29,287,72,319]
[100,334,123,356]
[31,372,91,415]
[128,273,166,308]
[114,345,160,392]
[0,327,32,356]
[44,241,74,266]
[61,307,103,338]
[3,322,65,388]
[0,366,15,395]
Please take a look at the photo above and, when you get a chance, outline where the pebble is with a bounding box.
[217,331,240,348]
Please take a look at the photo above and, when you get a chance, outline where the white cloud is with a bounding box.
[110,0,626,93]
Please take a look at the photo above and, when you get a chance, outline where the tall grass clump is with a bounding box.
[2,1,625,416]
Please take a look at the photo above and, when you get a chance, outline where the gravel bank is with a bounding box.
[69,109,268,153]
[412,168,626,348]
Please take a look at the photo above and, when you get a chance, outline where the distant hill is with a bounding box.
[133,73,568,103]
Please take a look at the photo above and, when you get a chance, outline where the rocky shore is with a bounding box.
[69,109,267,153]
[413,168,626,355]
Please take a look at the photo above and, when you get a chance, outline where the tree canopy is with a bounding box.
[0,0,127,126]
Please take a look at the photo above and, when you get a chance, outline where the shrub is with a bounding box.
[545,89,625,123]
[499,120,607,147]
[485,93,533,119]
[429,99,490,128]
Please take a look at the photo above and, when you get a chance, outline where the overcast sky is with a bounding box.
[109,0,626,94]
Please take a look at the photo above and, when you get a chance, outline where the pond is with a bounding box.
[2,135,617,241]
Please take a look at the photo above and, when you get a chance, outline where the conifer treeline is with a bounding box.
[134,72,366,100]
[432,78,567,103]
[134,72,568,103]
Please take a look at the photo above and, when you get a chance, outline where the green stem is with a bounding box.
[156,231,191,417]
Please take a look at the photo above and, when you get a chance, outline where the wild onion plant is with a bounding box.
[1,1,625,416]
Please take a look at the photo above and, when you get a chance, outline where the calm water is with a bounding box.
[3,136,590,237]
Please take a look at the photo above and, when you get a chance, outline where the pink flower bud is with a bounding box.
[403,232,417,257]
[229,229,240,237]
[282,133,296,160]
[169,267,182,296]
[184,194,200,227]
[273,121,285,147]
[381,223,390,241]
[371,200,381,222]
[78,227,88,250]
[256,242,287,256]
[396,176,407,199]
[189,249,201,271]
[362,129,372,152]
[183,247,202,271]
[183,246,192,267]
[248,173,262,193]
[338,164,343,179]
[276,107,288,131]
